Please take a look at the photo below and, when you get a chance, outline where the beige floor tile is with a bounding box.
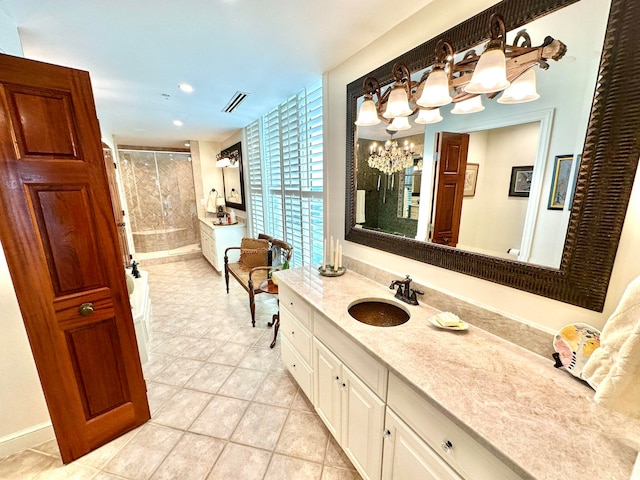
[206,443,271,480]
[33,461,99,479]
[181,338,224,361]
[152,335,196,356]
[324,436,357,471]
[142,353,175,380]
[146,381,181,417]
[270,355,288,374]
[189,395,249,439]
[217,368,268,400]
[103,424,183,480]
[93,473,130,480]
[150,433,225,480]
[0,449,61,479]
[291,388,315,412]
[185,362,234,394]
[253,373,299,408]
[232,326,269,346]
[203,324,241,342]
[31,439,60,458]
[230,403,289,450]
[75,427,141,470]
[152,389,212,430]
[206,342,250,366]
[238,346,278,371]
[321,466,363,480]
[264,454,322,480]
[152,358,203,387]
[276,411,329,463]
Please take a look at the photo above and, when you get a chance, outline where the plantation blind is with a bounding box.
[246,78,323,267]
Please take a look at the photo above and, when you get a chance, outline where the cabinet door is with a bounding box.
[341,366,385,480]
[313,339,342,441]
[382,409,463,480]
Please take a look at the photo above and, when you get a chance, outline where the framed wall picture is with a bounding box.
[548,154,574,210]
[509,166,534,197]
[464,163,479,197]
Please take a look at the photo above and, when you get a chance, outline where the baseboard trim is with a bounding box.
[0,422,54,458]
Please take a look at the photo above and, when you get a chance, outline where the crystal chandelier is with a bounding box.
[368,138,415,175]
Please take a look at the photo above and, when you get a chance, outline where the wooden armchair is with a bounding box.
[224,234,292,327]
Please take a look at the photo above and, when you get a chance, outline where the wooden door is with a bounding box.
[431,132,470,246]
[0,54,150,463]
[103,144,132,267]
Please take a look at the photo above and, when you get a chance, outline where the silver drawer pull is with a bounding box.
[441,440,453,453]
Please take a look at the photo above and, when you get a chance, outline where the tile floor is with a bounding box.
[0,258,361,480]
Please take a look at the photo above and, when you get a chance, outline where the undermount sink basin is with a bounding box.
[348,299,410,327]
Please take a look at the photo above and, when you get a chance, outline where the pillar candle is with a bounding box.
[329,235,334,266]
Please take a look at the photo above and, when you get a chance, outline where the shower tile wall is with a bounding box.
[119,150,199,254]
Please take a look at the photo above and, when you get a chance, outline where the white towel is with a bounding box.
[356,190,366,224]
[206,190,217,213]
[582,274,640,419]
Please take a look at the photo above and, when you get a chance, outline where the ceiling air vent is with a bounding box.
[222,91,250,113]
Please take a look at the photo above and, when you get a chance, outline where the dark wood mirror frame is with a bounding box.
[221,141,246,211]
[345,0,640,312]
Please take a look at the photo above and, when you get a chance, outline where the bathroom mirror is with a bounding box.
[221,142,246,211]
[345,0,640,311]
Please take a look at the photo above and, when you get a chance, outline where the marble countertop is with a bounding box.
[198,217,245,229]
[275,266,640,480]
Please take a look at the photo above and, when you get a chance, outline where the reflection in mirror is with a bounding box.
[354,0,608,269]
[219,142,246,211]
[346,0,640,311]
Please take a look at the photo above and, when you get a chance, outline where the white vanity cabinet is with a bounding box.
[387,373,520,480]
[313,315,387,480]
[382,408,462,480]
[199,220,245,271]
[279,285,314,400]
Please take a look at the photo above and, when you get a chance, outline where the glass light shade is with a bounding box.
[498,68,540,104]
[216,157,231,168]
[451,96,485,114]
[416,69,452,107]
[355,98,381,126]
[415,108,443,124]
[388,116,411,131]
[464,48,510,94]
[383,86,412,119]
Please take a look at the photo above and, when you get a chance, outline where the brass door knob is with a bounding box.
[79,302,94,316]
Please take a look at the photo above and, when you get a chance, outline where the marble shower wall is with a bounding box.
[119,150,199,253]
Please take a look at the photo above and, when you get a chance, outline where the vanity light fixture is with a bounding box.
[216,148,240,168]
[451,95,485,114]
[354,14,566,127]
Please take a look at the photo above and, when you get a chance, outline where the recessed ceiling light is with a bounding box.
[173,120,183,126]
[178,83,194,93]
[184,143,190,147]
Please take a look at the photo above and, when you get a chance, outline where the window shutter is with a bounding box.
[246,78,323,267]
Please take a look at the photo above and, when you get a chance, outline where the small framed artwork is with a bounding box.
[509,166,534,197]
[548,154,574,210]
[464,163,479,197]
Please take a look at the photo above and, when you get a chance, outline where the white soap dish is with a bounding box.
[428,312,469,331]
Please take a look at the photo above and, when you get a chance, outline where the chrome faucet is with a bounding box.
[389,275,423,305]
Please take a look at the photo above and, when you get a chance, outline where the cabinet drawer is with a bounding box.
[387,373,521,480]
[279,285,312,329]
[280,306,313,364]
[314,312,388,400]
[281,337,312,400]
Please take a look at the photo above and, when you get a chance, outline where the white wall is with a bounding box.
[0,19,53,456]
[458,123,539,257]
[326,0,640,332]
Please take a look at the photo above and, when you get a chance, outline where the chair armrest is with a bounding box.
[248,265,272,280]
[224,246,241,257]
